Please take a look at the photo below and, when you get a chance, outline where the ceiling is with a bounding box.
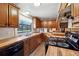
[15,3,60,19]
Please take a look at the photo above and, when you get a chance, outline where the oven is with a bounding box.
[45,32,79,54]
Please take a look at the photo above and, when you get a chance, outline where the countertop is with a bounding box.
[0,32,65,48]
[0,33,40,48]
[45,32,65,38]
[46,46,79,56]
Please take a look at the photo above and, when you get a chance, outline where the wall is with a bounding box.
[0,28,17,40]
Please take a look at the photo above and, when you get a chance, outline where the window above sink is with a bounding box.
[17,13,33,36]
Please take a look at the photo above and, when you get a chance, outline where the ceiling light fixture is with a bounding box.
[26,11,30,15]
[34,2,40,6]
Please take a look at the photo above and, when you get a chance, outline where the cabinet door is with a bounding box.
[36,35,42,45]
[71,3,79,17]
[0,3,8,27]
[74,4,79,17]
[24,39,30,56]
[29,37,35,52]
[8,4,19,27]
[36,18,41,28]
[42,21,48,28]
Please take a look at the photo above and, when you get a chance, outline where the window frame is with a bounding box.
[17,13,33,36]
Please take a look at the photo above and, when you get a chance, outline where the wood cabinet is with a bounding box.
[36,17,42,28]
[0,3,8,27]
[33,17,58,28]
[24,39,30,56]
[35,35,42,45]
[40,33,48,42]
[59,3,79,29]
[71,3,79,17]
[29,37,36,53]
[42,21,48,28]
[33,17,42,28]
[41,20,58,29]
[0,3,19,27]
[71,4,79,28]
[8,4,19,27]
[24,34,44,55]
[29,34,42,53]
[0,33,48,56]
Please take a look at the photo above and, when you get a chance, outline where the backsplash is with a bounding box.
[0,28,17,40]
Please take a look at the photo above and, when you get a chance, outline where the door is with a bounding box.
[8,4,19,27]
[0,3,8,27]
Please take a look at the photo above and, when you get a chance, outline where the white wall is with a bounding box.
[0,28,17,40]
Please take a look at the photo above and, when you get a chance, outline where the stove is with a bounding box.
[45,36,79,54]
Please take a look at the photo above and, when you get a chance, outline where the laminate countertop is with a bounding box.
[0,33,40,48]
[46,46,79,56]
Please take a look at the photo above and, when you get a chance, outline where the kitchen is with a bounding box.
[0,3,79,56]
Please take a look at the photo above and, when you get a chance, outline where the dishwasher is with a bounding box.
[0,41,24,56]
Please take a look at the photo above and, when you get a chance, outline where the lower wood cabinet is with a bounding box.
[24,34,47,56]
[0,34,48,56]
[24,39,30,56]
[29,34,42,53]
[29,37,36,53]
[40,33,48,42]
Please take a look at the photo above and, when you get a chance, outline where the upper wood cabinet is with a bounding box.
[33,17,42,28]
[42,21,48,28]
[70,3,79,28]
[0,3,19,27]
[36,17,41,28]
[71,3,79,17]
[41,20,58,28]
[32,17,59,28]
[8,4,19,27]
[0,3,8,27]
